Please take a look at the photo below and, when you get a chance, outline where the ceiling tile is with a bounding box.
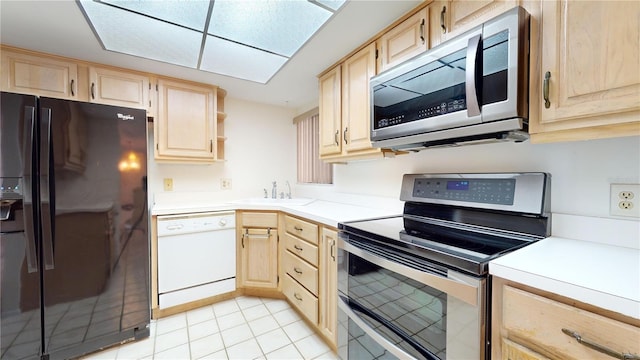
[99,0,211,31]
[207,0,332,57]
[200,35,288,83]
[79,0,202,68]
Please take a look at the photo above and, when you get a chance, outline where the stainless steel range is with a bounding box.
[337,173,550,360]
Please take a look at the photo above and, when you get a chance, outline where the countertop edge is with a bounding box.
[490,237,640,320]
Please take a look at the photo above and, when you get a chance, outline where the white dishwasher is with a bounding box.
[157,211,236,308]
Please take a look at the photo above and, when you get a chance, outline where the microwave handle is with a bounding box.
[465,34,482,117]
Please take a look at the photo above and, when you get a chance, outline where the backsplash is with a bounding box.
[147,96,640,222]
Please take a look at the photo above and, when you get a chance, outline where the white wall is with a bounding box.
[147,97,297,204]
[146,96,640,221]
[301,135,640,219]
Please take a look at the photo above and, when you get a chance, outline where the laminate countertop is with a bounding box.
[490,213,640,320]
[152,197,640,320]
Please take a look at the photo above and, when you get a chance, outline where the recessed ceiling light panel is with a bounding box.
[77,0,346,83]
[99,0,211,31]
[208,0,332,57]
[79,0,202,68]
[201,35,287,84]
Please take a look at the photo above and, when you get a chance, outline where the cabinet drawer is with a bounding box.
[241,212,278,228]
[284,215,318,244]
[283,274,318,324]
[284,233,318,267]
[283,250,318,296]
[503,286,640,360]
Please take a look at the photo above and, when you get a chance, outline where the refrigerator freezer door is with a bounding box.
[37,98,150,359]
[1,92,42,360]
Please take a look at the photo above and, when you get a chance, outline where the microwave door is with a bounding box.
[371,27,483,142]
[478,7,529,123]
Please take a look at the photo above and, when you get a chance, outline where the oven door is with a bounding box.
[337,233,487,360]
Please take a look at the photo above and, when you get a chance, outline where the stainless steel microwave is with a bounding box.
[370,6,530,151]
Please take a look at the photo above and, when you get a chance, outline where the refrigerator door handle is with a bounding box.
[40,107,55,270]
[23,106,38,273]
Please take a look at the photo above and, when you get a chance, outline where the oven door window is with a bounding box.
[346,253,446,359]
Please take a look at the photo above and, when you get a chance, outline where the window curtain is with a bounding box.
[296,112,332,184]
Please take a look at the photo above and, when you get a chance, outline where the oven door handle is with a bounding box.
[340,238,479,306]
[338,295,437,360]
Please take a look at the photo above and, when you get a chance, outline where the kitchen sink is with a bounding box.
[230,198,316,206]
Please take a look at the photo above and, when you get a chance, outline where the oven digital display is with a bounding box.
[412,178,516,205]
[446,180,469,190]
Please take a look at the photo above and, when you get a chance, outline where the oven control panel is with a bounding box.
[412,178,515,205]
[400,173,550,215]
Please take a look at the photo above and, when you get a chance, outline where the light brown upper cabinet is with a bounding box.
[1,49,78,100]
[530,0,640,142]
[378,8,428,72]
[440,0,518,41]
[154,78,218,162]
[319,65,343,157]
[88,66,150,111]
[319,43,385,162]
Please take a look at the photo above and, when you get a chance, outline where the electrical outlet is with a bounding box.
[221,178,232,190]
[163,178,173,192]
[610,184,640,218]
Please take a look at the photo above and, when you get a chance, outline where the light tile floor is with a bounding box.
[82,296,337,360]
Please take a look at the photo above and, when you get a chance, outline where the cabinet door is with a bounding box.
[240,228,278,289]
[342,43,376,153]
[319,65,342,157]
[378,8,428,72]
[501,338,550,360]
[155,79,216,161]
[532,1,640,141]
[88,66,149,110]
[445,0,518,39]
[319,227,338,347]
[428,1,449,48]
[1,50,78,100]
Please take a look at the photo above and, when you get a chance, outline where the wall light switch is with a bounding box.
[163,178,173,192]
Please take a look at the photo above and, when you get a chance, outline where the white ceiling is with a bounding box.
[0,0,423,111]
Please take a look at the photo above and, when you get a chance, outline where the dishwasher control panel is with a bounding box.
[157,211,236,236]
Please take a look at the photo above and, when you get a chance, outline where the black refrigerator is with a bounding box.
[0,92,150,360]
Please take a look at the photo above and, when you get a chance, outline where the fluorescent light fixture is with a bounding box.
[77,0,346,84]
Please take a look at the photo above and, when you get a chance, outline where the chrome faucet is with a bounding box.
[285,181,292,199]
[271,181,277,199]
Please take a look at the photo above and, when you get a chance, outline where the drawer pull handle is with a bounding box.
[294,226,303,232]
[561,328,640,360]
[294,293,303,301]
[294,245,303,251]
[293,267,302,274]
[166,224,183,230]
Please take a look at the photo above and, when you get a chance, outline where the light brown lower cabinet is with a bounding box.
[493,277,640,360]
[237,212,279,290]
